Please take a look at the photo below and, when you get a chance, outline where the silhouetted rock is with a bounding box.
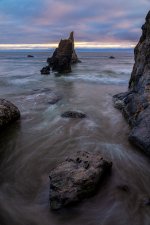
[61,111,86,118]
[45,32,80,73]
[49,151,112,210]
[113,11,150,156]
[109,56,115,59]
[49,35,73,73]
[27,55,34,58]
[0,99,20,130]
[40,66,50,75]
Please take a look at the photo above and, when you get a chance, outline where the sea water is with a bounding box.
[0,50,150,225]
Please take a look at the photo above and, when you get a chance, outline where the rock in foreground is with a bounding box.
[113,11,150,156]
[61,111,86,118]
[49,151,112,210]
[0,99,20,130]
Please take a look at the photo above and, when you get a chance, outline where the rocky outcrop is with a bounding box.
[113,11,150,156]
[42,32,80,74]
[61,111,86,118]
[49,151,112,210]
[0,99,20,130]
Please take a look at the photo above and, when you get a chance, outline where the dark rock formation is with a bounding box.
[113,11,150,156]
[44,32,80,73]
[49,151,112,210]
[109,56,115,59]
[40,66,50,75]
[61,111,86,118]
[27,55,34,58]
[0,99,20,130]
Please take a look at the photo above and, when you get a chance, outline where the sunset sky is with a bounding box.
[0,0,149,49]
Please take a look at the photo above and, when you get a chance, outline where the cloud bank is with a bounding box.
[0,0,149,47]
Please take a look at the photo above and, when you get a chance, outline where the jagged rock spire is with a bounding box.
[146,10,150,21]
[44,32,81,73]
[69,31,74,41]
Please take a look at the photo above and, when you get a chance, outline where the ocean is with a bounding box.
[0,50,150,225]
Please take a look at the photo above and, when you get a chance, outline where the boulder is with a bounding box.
[40,66,50,75]
[61,111,86,118]
[113,11,150,156]
[49,151,112,210]
[0,99,20,130]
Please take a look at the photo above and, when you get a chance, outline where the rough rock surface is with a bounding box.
[0,99,20,130]
[43,32,80,73]
[61,111,86,118]
[113,11,150,156]
[49,151,112,210]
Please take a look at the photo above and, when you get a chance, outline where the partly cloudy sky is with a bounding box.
[0,0,149,48]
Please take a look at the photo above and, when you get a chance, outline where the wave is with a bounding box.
[56,73,129,85]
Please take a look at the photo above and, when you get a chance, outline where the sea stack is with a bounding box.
[41,32,80,74]
[113,11,150,156]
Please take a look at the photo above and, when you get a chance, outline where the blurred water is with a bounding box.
[0,50,150,225]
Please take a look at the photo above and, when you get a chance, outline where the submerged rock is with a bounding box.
[61,111,86,118]
[113,11,150,156]
[40,66,50,75]
[27,55,34,58]
[49,151,112,210]
[109,56,115,59]
[42,32,80,74]
[0,99,20,130]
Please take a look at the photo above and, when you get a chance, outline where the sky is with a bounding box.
[0,0,149,49]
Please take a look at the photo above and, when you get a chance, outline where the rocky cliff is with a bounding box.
[113,10,150,156]
[41,32,80,74]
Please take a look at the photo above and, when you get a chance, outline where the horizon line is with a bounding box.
[0,42,136,50]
